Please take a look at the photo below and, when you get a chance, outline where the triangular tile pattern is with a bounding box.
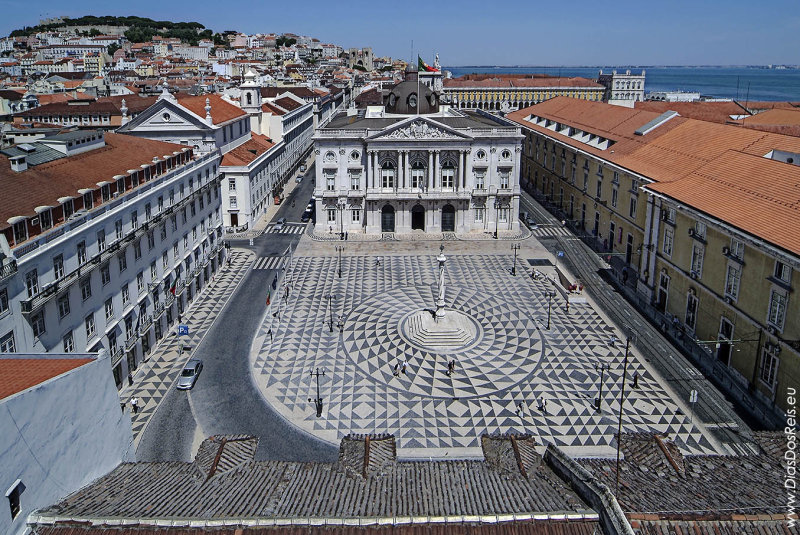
[123,251,255,444]
[251,254,716,457]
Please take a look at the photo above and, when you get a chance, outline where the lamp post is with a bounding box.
[511,243,520,276]
[594,362,611,411]
[325,292,336,332]
[308,367,325,417]
[338,199,346,240]
[546,290,556,329]
[494,198,501,239]
[335,245,344,279]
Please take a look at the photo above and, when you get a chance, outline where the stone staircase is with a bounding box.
[404,310,475,348]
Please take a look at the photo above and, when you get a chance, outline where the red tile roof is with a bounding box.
[220,134,276,166]
[0,133,186,231]
[273,96,303,112]
[0,358,93,399]
[175,93,246,125]
[634,100,748,125]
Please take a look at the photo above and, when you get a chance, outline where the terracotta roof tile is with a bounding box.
[0,133,186,231]
[0,357,93,399]
[634,100,748,124]
[273,96,302,111]
[220,134,276,166]
[175,93,246,125]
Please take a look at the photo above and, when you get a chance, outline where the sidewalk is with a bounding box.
[120,249,255,446]
[308,226,533,243]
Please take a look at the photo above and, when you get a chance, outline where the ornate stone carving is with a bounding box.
[339,149,346,155]
[381,120,460,140]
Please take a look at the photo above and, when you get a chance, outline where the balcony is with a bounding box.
[125,336,138,350]
[153,301,166,319]
[472,188,488,197]
[139,314,153,331]
[110,345,123,365]
[0,260,17,282]
[20,282,59,315]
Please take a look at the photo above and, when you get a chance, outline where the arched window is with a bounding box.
[381,162,395,189]
[246,93,252,105]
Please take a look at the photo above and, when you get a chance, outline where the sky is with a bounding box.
[3,0,799,66]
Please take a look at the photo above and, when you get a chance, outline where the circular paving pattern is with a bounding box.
[342,285,545,400]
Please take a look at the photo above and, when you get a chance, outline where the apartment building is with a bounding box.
[0,130,226,387]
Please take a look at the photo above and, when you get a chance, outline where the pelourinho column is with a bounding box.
[435,245,446,321]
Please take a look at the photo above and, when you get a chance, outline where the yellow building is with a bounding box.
[507,97,800,418]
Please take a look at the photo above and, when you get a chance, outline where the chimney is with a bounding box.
[120,98,129,125]
[9,155,27,172]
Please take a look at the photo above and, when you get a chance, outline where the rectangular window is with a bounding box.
[62,199,74,220]
[77,241,86,264]
[760,345,780,389]
[768,290,787,330]
[498,208,509,223]
[611,187,618,208]
[40,208,53,230]
[85,313,95,339]
[150,261,157,280]
[475,171,485,190]
[691,245,704,277]
[101,263,111,285]
[131,210,138,230]
[349,171,361,190]
[0,288,8,314]
[327,208,336,223]
[442,167,455,189]
[57,293,70,318]
[730,238,744,260]
[31,311,45,338]
[147,232,155,250]
[63,331,74,352]
[499,170,509,189]
[25,270,39,298]
[774,260,792,284]
[173,243,179,257]
[160,225,167,241]
[190,201,196,217]
[230,196,238,209]
[695,221,707,240]
[53,254,64,280]
[381,167,394,189]
[145,203,152,220]
[104,298,114,322]
[662,227,673,256]
[158,195,164,212]
[80,277,92,301]
[0,331,15,353]
[134,240,142,260]
[725,265,740,300]
[229,179,236,192]
[351,209,361,223]
[97,229,106,252]
[162,252,169,269]
[83,191,93,210]
[629,197,637,219]
[118,252,127,273]
[137,271,145,294]
[115,219,123,240]
[595,178,602,198]
[12,221,27,244]
[685,292,698,331]
[122,284,130,306]
[475,207,484,223]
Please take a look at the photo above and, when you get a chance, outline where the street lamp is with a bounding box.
[494,198,501,239]
[511,243,520,276]
[335,245,344,279]
[325,292,336,332]
[546,290,556,329]
[308,367,325,417]
[338,200,346,240]
[594,362,611,411]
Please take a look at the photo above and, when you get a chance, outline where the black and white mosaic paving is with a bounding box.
[250,254,717,457]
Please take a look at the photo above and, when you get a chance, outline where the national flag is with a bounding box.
[418,55,438,72]
[266,291,271,305]
[169,278,177,295]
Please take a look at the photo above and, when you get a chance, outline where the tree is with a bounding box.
[107,43,121,56]
[89,28,102,36]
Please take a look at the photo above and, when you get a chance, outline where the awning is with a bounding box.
[33,205,53,214]
[6,216,26,225]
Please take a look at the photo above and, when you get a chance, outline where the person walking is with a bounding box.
[401,360,408,374]
[393,363,400,377]
[267,328,273,342]
[130,397,139,414]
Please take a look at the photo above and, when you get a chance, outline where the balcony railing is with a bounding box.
[125,336,137,350]
[0,260,17,282]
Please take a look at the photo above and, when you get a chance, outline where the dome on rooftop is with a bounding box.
[384,68,439,115]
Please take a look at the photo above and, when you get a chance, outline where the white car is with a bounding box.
[176,359,203,390]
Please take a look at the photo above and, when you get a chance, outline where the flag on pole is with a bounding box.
[169,278,177,295]
[418,55,438,72]
[266,291,271,305]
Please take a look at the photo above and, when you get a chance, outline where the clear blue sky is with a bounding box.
[3,0,799,66]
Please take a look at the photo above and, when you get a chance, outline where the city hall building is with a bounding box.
[313,70,523,235]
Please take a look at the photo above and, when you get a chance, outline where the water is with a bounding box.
[445,66,800,102]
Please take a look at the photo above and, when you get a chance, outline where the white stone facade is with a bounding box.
[313,113,523,235]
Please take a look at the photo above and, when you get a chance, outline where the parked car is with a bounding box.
[177,359,203,390]
[301,211,311,222]
[274,217,286,230]
[525,216,537,228]
[300,164,307,173]
[295,175,303,183]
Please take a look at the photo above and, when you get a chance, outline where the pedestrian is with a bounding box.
[393,363,400,377]
[609,335,617,347]
[516,402,524,416]
[127,372,134,386]
[540,396,548,414]
[401,360,407,374]
[267,328,273,342]
[632,370,639,389]
[130,397,139,414]
[345,231,348,241]
[622,268,629,285]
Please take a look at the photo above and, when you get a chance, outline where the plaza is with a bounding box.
[250,236,719,458]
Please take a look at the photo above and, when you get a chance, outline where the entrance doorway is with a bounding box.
[657,272,669,313]
[230,213,238,227]
[381,204,395,232]
[441,204,455,232]
[625,234,634,265]
[717,317,734,366]
[411,204,425,231]
[608,222,615,252]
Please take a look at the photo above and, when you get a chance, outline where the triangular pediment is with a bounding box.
[118,100,212,133]
[368,117,471,141]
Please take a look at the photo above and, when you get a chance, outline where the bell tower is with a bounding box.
[240,69,262,133]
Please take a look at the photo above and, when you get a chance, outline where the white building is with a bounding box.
[0,130,226,387]
[1,351,133,535]
[314,71,523,236]
[597,69,646,104]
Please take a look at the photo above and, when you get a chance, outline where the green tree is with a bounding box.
[107,43,121,56]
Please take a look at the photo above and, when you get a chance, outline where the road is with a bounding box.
[137,163,339,462]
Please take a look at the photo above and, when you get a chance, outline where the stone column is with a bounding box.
[366,150,372,189]
[404,150,411,190]
[373,151,380,189]
[428,151,434,190]
[465,148,473,190]
[433,150,440,190]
